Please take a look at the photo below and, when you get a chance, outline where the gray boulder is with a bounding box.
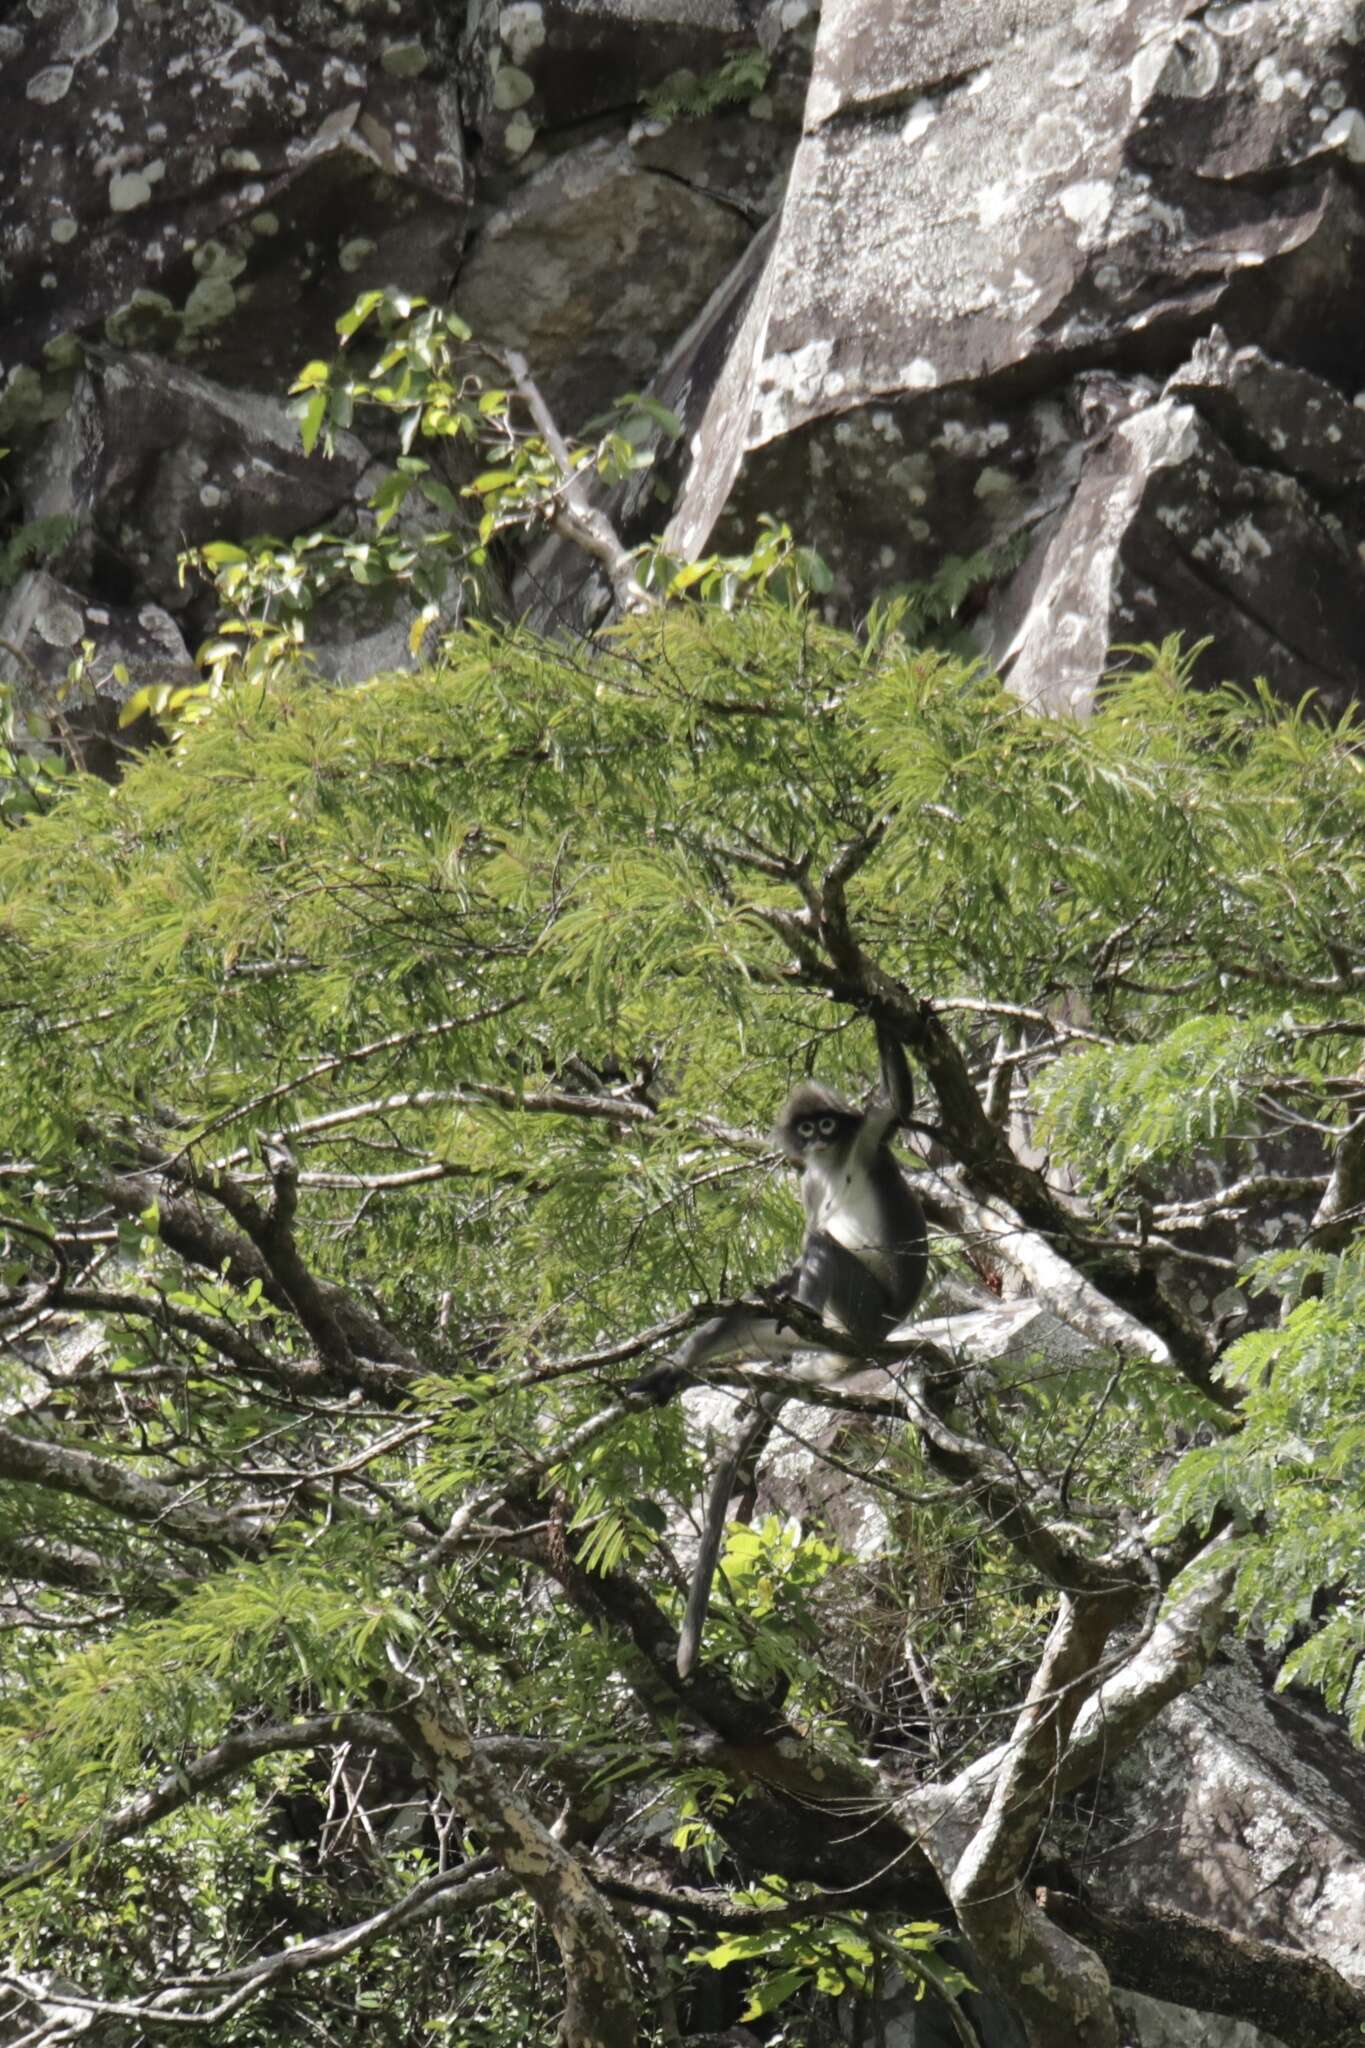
[458,0,761,169]
[0,0,467,399]
[455,135,756,417]
[18,348,374,612]
[0,569,196,776]
[978,342,1365,715]
[665,0,1365,701]
[1082,1651,1365,1992]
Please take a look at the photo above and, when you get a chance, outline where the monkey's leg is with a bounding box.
[631,1286,802,1407]
[676,1392,785,1680]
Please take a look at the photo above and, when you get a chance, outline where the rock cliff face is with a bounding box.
[9,1,1362,721]
[4,4,1365,2040]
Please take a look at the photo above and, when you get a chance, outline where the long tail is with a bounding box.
[676,1396,782,1680]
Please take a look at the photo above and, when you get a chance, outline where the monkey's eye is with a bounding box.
[796,1119,816,1140]
[818,1116,837,1136]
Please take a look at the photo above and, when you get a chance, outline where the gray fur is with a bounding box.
[665,1030,929,1679]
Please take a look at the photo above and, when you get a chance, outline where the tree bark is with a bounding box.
[401,1693,638,2048]
[944,1594,1123,2048]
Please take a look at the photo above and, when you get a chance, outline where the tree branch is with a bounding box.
[0,1529,131,1597]
[181,996,528,1153]
[502,348,656,618]
[899,1536,1235,1843]
[171,1157,356,1375]
[1306,1109,1365,1258]
[0,1424,269,1557]
[917,1170,1185,1378]
[0,1861,509,2034]
[944,1593,1124,2048]
[0,1711,404,1895]
[400,1681,637,2048]
[96,1165,418,1380]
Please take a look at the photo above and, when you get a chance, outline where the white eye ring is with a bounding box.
[796,1119,816,1139]
[818,1116,837,1136]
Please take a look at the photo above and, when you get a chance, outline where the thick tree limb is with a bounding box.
[900,1537,1236,1840]
[1305,1109,1365,1263]
[97,1166,417,1381]
[943,1594,1124,2048]
[166,1155,357,1376]
[1059,1545,1236,1791]
[0,1529,127,1596]
[0,1424,268,1556]
[915,1170,1180,1375]
[892,1546,1236,2045]
[400,1685,638,2048]
[505,1495,946,1909]
[44,1284,312,1392]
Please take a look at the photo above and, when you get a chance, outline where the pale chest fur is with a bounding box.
[803,1158,897,1272]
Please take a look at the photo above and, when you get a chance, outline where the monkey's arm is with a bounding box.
[847,1023,915,1169]
[876,1022,915,1124]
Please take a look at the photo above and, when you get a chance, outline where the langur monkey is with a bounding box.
[639,1024,929,1679]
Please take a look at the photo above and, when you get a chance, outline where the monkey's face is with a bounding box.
[775,1087,860,1165]
[789,1109,858,1159]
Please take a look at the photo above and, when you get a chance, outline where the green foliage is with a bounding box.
[876,532,1031,649]
[179,290,827,701]
[1037,1016,1284,1200]
[643,49,772,122]
[853,638,1365,1023]
[0,680,68,822]
[653,1515,862,1701]
[1,600,1364,2037]
[0,512,78,592]
[640,511,832,609]
[0,1524,415,1850]
[692,1882,971,2022]
[1165,1244,1365,1738]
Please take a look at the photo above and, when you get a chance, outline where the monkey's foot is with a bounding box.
[627,1362,689,1406]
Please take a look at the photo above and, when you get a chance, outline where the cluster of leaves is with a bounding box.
[0,603,1363,2039]
[0,512,78,593]
[1167,1243,1365,1737]
[0,679,68,822]
[694,1883,970,2022]
[1037,1015,1287,1200]
[876,533,1031,651]
[642,49,772,123]
[151,290,830,727]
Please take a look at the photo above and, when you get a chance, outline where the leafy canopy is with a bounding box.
[1,606,1363,2039]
